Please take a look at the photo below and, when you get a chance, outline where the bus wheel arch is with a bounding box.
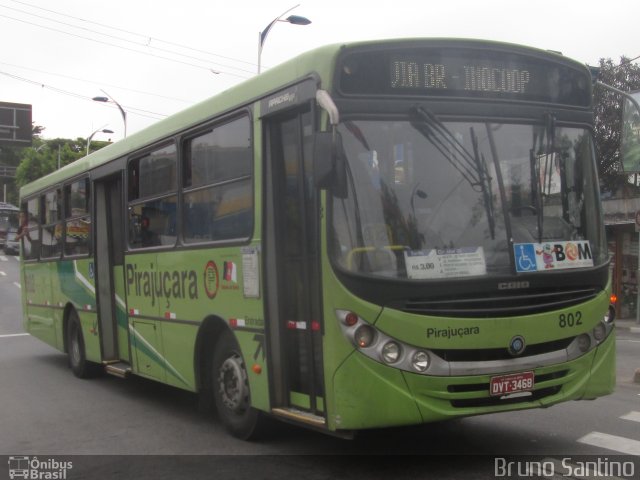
[64,305,100,378]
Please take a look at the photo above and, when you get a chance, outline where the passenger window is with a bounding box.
[64,179,91,256]
[182,116,253,243]
[128,143,178,248]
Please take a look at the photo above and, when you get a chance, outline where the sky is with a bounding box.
[1,0,638,141]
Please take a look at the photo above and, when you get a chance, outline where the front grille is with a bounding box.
[392,287,600,318]
[432,338,574,362]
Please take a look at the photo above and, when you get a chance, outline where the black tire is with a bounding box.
[212,329,264,440]
[67,310,101,378]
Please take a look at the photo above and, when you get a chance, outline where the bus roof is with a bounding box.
[19,42,341,199]
[19,38,582,199]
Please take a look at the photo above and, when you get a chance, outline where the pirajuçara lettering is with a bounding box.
[126,263,198,307]
[426,326,480,339]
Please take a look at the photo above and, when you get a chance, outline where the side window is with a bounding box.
[41,189,63,259]
[182,116,253,243]
[64,179,91,256]
[21,198,40,261]
[128,143,177,248]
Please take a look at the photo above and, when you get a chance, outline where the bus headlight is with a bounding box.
[604,305,615,324]
[354,325,376,348]
[593,322,607,341]
[577,334,591,353]
[381,341,402,364]
[412,351,430,372]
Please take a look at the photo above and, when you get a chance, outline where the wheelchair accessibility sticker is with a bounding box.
[514,241,593,273]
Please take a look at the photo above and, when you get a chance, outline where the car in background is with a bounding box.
[0,202,20,251]
[4,228,19,255]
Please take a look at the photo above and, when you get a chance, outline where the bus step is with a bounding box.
[271,407,326,427]
[105,362,131,378]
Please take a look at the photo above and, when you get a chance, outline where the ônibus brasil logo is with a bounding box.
[8,456,73,479]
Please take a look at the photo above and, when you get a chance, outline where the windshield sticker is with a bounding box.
[405,247,487,279]
[514,241,593,273]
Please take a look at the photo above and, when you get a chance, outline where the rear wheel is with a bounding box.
[67,310,100,378]
[212,330,264,439]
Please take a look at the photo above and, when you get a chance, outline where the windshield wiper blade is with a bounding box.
[411,107,496,239]
[470,127,496,240]
[411,106,483,188]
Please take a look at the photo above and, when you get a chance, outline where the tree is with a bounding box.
[593,56,640,195]
[14,137,110,188]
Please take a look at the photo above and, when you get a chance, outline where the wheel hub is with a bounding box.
[217,354,249,413]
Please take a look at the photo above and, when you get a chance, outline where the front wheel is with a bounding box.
[67,310,100,378]
[212,330,264,439]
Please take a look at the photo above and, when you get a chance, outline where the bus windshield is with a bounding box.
[330,116,606,280]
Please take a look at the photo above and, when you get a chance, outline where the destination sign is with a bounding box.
[338,46,591,106]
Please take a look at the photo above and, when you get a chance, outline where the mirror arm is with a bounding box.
[596,81,640,111]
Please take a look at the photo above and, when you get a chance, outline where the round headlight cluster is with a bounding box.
[336,310,435,375]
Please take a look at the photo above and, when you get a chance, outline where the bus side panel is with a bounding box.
[22,262,58,349]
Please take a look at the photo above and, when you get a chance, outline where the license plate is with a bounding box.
[489,371,535,396]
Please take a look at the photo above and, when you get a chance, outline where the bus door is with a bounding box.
[264,103,325,422]
[94,175,129,364]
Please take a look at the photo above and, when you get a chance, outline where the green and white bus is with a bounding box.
[20,38,615,439]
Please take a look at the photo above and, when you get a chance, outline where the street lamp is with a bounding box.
[86,127,114,156]
[258,4,311,74]
[92,89,127,138]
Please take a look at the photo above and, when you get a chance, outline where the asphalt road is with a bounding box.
[1,254,639,479]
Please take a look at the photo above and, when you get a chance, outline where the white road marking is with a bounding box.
[620,411,640,423]
[0,333,30,338]
[0,271,6,276]
[0,255,7,262]
[13,282,21,288]
[577,432,640,455]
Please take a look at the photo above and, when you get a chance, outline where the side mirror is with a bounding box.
[313,132,334,189]
[313,131,348,198]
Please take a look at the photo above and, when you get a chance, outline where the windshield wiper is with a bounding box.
[411,106,495,239]
[411,107,482,188]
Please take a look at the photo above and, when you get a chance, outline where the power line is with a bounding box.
[0,70,168,121]
[0,11,253,79]
[0,61,195,105]
[8,0,258,68]
[1,0,257,75]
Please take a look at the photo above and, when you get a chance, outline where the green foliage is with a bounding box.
[593,57,640,195]
[15,139,110,189]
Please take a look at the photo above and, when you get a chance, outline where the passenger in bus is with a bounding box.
[15,211,30,242]
[140,215,160,247]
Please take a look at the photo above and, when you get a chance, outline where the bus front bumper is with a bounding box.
[330,332,615,431]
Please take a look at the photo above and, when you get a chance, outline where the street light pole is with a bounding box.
[258,4,311,74]
[92,90,127,138]
[86,127,114,156]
